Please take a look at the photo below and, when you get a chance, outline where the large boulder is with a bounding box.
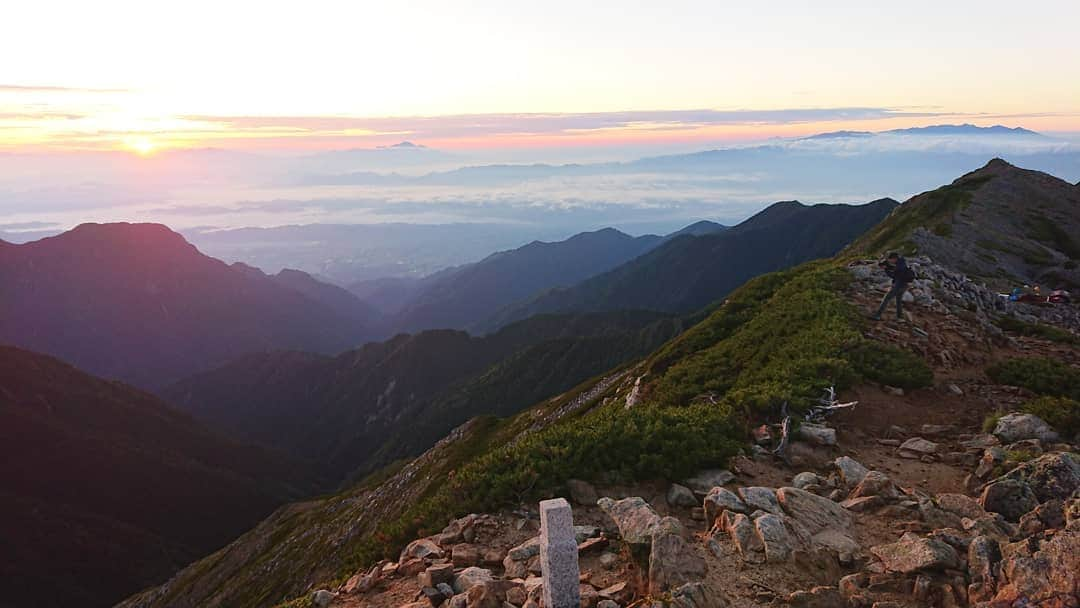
[649,528,706,595]
[870,536,959,573]
[1002,452,1080,503]
[994,412,1060,443]
[776,487,853,533]
[980,478,1040,522]
[755,514,795,563]
[991,520,1079,607]
[597,496,661,545]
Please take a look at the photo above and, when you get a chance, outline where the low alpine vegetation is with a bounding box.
[986,356,1080,400]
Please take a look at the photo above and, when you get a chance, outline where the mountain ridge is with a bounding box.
[0,223,381,387]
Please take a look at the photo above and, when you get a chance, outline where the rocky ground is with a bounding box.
[312,258,1079,608]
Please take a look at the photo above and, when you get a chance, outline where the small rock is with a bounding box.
[418,563,454,588]
[567,479,599,506]
[798,423,837,446]
[793,471,823,490]
[935,493,986,520]
[599,581,632,603]
[597,601,619,608]
[947,384,964,396]
[666,483,698,507]
[451,543,480,567]
[507,537,540,561]
[452,566,494,594]
[703,486,746,525]
[841,496,883,512]
[848,471,900,500]
[834,456,870,488]
[884,385,905,396]
[598,552,617,570]
[920,424,953,436]
[683,469,735,495]
[738,487,783,516]
[401,538,444,562]
[898,437,939,456]
[722,512,765,563]
[311,590,336,608]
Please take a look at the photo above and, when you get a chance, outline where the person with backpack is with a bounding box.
[872,252,915,321]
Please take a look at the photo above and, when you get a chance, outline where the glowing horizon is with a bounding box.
[3,0,1079,154]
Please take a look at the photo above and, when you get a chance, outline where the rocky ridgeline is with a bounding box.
[848,256,1080,335]
[314,401,1077,608]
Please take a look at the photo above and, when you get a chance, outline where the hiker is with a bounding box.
[872,252,915,321]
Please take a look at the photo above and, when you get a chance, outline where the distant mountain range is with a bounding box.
[0,345,316,608]
[0,223,382,387]
[385,227,706,332]
[804,124,1045,140]
[483,198,898,330]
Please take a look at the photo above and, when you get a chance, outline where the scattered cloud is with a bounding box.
[0,84,129,94]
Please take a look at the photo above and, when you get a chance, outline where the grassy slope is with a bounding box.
[123,257,934,608]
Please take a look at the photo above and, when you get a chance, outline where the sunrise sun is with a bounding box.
[125,136,157,156]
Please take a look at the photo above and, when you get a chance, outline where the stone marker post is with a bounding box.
[539,497,580,608]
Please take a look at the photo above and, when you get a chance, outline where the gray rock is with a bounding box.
[967,535,1000,584]
[798,423,837,446]
[776,486,853,533]
[936,493,987,520]
[667,483,698,507]
[834,456,870,488]
[721,512,764,563]
[649,528,706,595]
[870,537,959,573]
[993,413,1059,443]
[738,487,783,516]
[452,566,494,594]
[400,537,444,562]
[792,471,823,490]
[539,498,580,608]
[436,582,455,598]
[683,469,734,495]
[1000,452,1080,503]
[671,582,728,608]
[754,514,795,563]
[597,496,661,546]
[703,486,746,526]
[898,437,940,456]
[311,590,336,608]
[566,479,599,506]
[573,525,601,543]
[848,470,901,500]
[979,478,1040,522]
[507,536,540,561]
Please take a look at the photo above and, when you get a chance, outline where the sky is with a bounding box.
[3,0,1080,154]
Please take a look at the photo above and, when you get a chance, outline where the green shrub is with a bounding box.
[986,357,1080,400]
[846,341,935,389]
[354,398,741,567]
[651,264,932,415]
[994,317,1079,346]
[983,412,1002,433]
[1022,395,1080,437]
